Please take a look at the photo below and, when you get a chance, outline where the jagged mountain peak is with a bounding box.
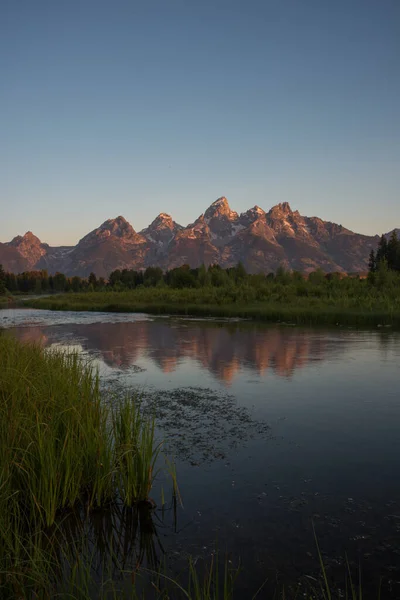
[143,212,182,232]
[268,202,293,217]
[77,216,138,247]
[212,196,229,207]
[141,213,183,247]
[6,230,47,265]
[148,213,174,227]
[247,205,266,217]
[103,215,129,227]
[238,205,267,228]
[23,230,38,239]
[9,231,43,246]
[99,216,135,235]
[204,197,238,220]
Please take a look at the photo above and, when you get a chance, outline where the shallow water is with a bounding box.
[2,307,400,597]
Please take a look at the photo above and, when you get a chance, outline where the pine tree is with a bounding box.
[88,272,98,288]
[0,264,5,295]
[368,249,376,273]
[235,261,247,282]
[198,264,208,287]
[387,230,400,271]
[375,235,388,267]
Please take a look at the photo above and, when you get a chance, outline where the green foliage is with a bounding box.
[26,269,400,328]
[0,336,161,524]
[368,249,376,273]
[166,264,197,288]
[308,268,326,285]
[0,263,5,295]
[53,271,67,291]
[88,271,97,288]
[144,266,163,287]
[0,335,171,597]
[373,231,400,273]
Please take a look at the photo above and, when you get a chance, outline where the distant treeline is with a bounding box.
[0,262,359,296]
[1,234,400,297]
[0,267,106,295]
[107,263,351,290]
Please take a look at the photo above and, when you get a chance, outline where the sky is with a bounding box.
[1,0,399,245]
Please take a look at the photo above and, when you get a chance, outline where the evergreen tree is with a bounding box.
[143,267,163,287]
[109,269,122,287]
[88,272,98,288]
[198,264,209,287]
[5,272,17,292]
[71,276,82,292]
[375,235,388,267]
[53,272,67,292]
[234,261,247,282]
[308,268,326,285]
[0,264,5,295]
[387,230,400,271]
[368,249,376,273]
[376,257,390,288]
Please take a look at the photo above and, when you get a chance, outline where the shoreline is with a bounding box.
[20,292,400,330]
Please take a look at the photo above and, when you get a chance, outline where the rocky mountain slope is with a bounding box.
[0,198,387,277]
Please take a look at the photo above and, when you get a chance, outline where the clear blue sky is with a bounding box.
[1,0,399,245]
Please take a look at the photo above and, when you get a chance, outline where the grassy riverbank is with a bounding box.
[24,282,400,328]
[0,335,165,597]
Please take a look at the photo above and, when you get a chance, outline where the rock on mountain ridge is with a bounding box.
[0,198,387,277]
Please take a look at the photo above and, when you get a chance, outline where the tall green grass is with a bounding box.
[0,335,159,525]
[0,334,164,597]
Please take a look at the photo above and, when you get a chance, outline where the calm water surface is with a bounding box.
[2,308,400,597]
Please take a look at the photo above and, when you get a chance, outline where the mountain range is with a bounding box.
[0,198,393,277]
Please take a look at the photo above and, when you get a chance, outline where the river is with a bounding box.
[2,307,400,598]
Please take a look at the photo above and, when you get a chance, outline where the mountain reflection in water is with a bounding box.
[13,320,336,383]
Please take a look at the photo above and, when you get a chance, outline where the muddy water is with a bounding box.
[2,308,400,597]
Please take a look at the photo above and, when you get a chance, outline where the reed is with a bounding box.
[0,335,164,597]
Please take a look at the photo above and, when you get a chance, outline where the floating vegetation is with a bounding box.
[138,386,270,464]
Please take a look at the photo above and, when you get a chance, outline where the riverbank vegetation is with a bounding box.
[0,334,166,597]
[23,266,400,327]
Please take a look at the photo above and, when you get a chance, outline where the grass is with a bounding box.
[0,334,164,597]
[24,281,400,328]
[0,335,160,523]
